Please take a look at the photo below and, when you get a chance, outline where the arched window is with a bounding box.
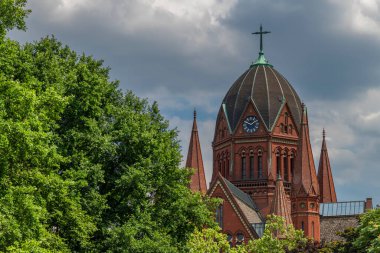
[283,151,288,181]
[236,232,244,245]
[284,112,289,133]
[276,149,281,178]
[226,156,230,178]
[289,124,293,134]
[249,152,254,179]
[280,123,284,133]
[301,221,305,231]
[258,149,263,178]
[227,233,233,247]
[312,222,315,239]
[216,205,223,229]
[241,155,246,180]
[290,152,295,179]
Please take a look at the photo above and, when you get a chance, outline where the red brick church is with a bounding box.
[186,26,373,245]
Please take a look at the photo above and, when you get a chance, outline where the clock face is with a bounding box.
[243,116,260,133]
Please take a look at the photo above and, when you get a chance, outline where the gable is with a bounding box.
[233,101,267,137]
[214,109,231,143]
[272,102,299,137]
[208,178,259,239]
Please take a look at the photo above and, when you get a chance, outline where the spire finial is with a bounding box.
[193,108,197,119]
[322,128,326,139]
[251,24,272,67]
[252,24,270,52]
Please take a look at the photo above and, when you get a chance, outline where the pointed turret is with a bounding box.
[317,129,337,203]
[271,176,292,227]
[291,104,320,241]
[186,110,207,194]
[292,104,319,197]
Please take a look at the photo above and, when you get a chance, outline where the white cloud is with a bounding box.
[308,86,380,192]
[329,0,380,38]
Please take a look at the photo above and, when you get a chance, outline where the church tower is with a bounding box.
[186,110,207,195]
[317,129,337,203]
[291,105,320,241]
[212,25,302,216]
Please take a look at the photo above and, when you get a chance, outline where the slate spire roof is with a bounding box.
[271,176,292,226]
[186,110,207,194]
[292,104,320,197]
[317,129,337,203]
[221,65,302,132]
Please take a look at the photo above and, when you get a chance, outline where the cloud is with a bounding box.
[308,87,380,202]
[8,0,380,205]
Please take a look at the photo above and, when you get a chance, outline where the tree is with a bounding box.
[246,215,308,253]
[186,215,317,253]
[0,4,218,251]
[328,208,380,253]
[0,0,30,38]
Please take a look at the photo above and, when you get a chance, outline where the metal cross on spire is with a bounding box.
[250,24,272,67]
[252,24,271,52]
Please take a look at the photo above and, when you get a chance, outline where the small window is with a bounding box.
[290,155,295,179]
[236,232,244,245]
[249,155,254,179]
[227,233,233,247]
[241,156,246,180]
[258,152,263,179]
[283,154,288,181]
[280,123,284,133]
[216,205,223,228]
[301,221,305,231]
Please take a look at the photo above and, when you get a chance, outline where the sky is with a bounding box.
[9,0,380,206]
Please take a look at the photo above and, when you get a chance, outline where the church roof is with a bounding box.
[292,104,320,197]
[186,110,207,194]
[318,129,337,203]
[222,177,259,211]
[221,65,302,132]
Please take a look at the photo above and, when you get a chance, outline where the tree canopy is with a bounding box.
[0,2,217,252]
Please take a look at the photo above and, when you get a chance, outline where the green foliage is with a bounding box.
[331,209,380,253]
[186,215,317,253]
[354,208,380,252]
[0,26,217,252]
[0,0,30,38]
[246,215,307,253]
[324,208,380,253]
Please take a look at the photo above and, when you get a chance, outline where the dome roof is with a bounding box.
[222,65,302,132]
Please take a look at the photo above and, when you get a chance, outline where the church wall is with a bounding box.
[211,184,253,246]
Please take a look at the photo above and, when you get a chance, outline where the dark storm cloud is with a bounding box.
[222,0,380,101]
[8,0,380,205]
